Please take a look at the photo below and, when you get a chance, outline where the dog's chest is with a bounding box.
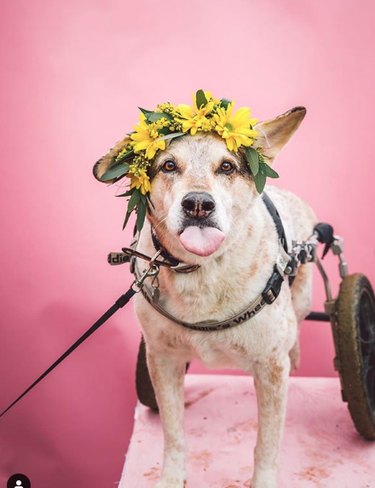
[160,249,273,324]
[191,339,251,370]
[144,285,293,371]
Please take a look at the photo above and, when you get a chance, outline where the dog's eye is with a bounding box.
[162,160,177,173]
[219,161,235,174]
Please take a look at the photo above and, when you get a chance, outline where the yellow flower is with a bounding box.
[214,104,258,152]
[204,91,220,104]
[130,114,166,159]
[177,92,215,135]
[129,169,151,195]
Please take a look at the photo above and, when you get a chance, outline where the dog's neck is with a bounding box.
[150,228,197,271]
[136,196,280,324]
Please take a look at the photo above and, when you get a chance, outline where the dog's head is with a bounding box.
[94,107,305,261]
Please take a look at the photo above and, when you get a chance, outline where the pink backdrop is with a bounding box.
[1,1,374,487]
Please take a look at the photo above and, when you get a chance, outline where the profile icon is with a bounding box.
[7,474,31,488]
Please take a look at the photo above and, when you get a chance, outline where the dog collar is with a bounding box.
[136,193,293,332]
[150,228,200,274]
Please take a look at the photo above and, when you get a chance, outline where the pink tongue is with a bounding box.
[179,226,225,257]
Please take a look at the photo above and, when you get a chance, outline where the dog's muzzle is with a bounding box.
[178,192,224,256]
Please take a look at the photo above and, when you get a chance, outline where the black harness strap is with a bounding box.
[150,228,200,273]
[151,229,180,266]
[262,193,295,288]
[262,193,288,253]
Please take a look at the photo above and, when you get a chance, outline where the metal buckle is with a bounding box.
[131,250,162,293]
[264,288,276,304]
[276,244,291,276]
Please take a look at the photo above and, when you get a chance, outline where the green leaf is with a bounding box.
[127,189,141,213]
[220,98,231,109]
[158,126,172,136]
[253,172,267,194]
[115,189,134,198]
[147,112,173,122]
[158,132,185,141]
[122,210,132,230]
[136,202,147,232]
[138,107,173,123]
[115,149,134,163]
[245,147,259,176]
[122,190,142,230]
[195,89,208,109]
[100,162,129,181]
[138,107,153,117]
[261,163,279,178]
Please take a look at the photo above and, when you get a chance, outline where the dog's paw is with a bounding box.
[155,469,186,488]
[251,470,277,488]
[251,480,277,488]
[155,479,186,488]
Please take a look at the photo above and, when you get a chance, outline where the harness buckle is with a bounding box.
[276,244,292,276]
[264,288,276,304]
[262,265,284,305]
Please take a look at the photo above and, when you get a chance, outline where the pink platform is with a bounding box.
[120,374,375,487]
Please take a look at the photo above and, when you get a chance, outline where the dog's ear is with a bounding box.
[93,136,131,184]
[254,107,306,162]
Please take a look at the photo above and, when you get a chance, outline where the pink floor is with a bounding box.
[120,375,374,488]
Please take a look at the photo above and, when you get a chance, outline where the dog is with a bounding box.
[94,106,316,487]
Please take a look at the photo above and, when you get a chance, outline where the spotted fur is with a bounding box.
[96,107,315,487]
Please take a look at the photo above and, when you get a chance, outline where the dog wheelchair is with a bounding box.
[134,222,375,441]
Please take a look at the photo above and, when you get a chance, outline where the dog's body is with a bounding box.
[96,106,316,487]
[135,191,315,488]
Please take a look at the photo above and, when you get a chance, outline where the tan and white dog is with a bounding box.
[95,107,316,488]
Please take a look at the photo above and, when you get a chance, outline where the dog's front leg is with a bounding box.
[147,348,187,488]
[251,354,290,488]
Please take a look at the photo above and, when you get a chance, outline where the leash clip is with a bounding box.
[132,250,162,292]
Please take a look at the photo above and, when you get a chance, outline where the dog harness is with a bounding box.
[131,194,295,332]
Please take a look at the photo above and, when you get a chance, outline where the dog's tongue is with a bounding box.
[179,226,225,257]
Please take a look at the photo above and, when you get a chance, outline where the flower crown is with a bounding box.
[98,90,279,231]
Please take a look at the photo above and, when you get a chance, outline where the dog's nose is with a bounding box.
[181,192,215,219]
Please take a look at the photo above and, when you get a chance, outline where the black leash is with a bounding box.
[0,288,136,419]
[0,251,163,419]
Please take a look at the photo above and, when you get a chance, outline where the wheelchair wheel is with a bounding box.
[334,273,375,440]
[136,337,159,411]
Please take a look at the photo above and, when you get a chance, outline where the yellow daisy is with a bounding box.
[204,90,220,104]
[130,114,166,159]
[214,104,258,152]
[129,169,151,195]
[177,92,215,135]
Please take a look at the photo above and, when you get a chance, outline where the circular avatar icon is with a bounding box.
[7,473,31,488]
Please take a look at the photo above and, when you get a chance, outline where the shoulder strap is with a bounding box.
[262,192,295,287]
[262,193,288,253]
